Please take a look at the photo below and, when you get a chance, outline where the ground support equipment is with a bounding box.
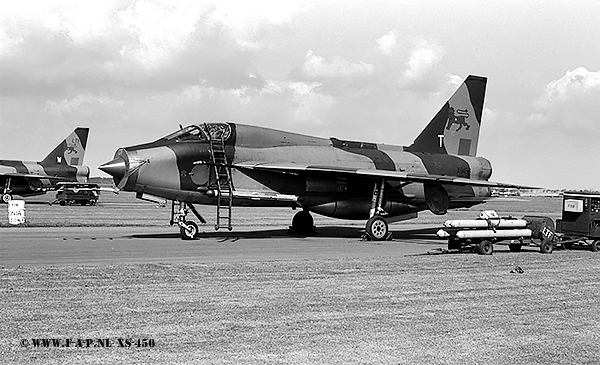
[555,191,600,252]
[437,210,556,255]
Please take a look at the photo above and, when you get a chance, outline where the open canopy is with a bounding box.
[162,123,232,143]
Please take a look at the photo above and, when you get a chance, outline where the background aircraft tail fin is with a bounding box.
[407,75,487,157]
[40,127,89,167]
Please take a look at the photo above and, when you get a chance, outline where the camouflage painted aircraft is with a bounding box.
[0,128,90,202]
[99,75,528,240]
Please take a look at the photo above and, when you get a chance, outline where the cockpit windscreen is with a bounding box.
[162,123,231,142]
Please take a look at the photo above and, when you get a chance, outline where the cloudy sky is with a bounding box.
[1,0,599,190]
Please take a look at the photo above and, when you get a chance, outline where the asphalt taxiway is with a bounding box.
[0,225,448,267]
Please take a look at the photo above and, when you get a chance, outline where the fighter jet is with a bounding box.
[1,127,90,202]
[99,75,528,240]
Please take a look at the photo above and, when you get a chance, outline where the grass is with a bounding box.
[2,251,600,364]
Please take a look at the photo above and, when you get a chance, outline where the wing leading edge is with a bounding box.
[0,172,67,180]
[234,162,536,190]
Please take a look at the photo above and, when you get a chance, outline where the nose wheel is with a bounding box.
[2,193,13,204]
[180,221,199,240]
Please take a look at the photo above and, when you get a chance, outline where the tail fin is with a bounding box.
[40,127,89,167]
[407,75,486,156]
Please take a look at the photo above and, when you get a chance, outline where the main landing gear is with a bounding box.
[171,201,206,240]
[289,209,316,235]
[364,180,392,241]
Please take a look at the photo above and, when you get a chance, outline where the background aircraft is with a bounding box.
[0,127,90,202]
[99,76,529,240]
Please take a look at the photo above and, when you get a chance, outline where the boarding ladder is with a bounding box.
[205,123,233,231]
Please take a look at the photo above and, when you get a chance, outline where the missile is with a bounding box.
[443,219,528,229]
[437,228,532,239]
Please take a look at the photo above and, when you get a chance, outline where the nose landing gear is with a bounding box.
[171,201,206,240]
[2,177,13,203]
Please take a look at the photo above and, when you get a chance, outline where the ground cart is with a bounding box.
[555,191,600,251]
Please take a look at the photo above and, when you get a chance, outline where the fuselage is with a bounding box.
[103,122,493,220]
[0,159,89,197]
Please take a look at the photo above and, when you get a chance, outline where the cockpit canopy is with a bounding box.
[163,123,232,143]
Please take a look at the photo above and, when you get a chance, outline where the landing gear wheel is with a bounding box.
[540,239,553,254]
[591,240,600,252]
[478,240,493,255]
[180,221,199,240]
[448,238,462,250]
[509,243,522,252]
[290,210,315,235]
[366,215,389,241]
[2,194,12,203]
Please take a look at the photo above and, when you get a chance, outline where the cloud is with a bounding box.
[403,39,444,83]
[301,50,374,79]
[286,50,378,99]
[529,67,600,133]
[117,1,207,69]
[205,0,312,51]
[376,30,399,56]
[0,0,269,97]
[0,0,311,57]
[209,0,312,29]
[152,79,331,133]
[447,74,464,88]
[45,93,124,116]
[541,66,600,103]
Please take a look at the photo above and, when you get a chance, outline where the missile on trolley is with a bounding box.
[437,228,532,239]
[443,219,528,229]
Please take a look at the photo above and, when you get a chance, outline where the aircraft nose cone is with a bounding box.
[98,157,126,181]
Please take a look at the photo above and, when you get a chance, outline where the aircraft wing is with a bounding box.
[234,162,536,189]
[0,172,66,180]
[55,182,118,193]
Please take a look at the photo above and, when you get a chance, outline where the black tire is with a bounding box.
[2,194,12,203]
[478,240,493,255]
[448,238,462,250]
[180,221,199,240]
[562,241,573,250]
[509,244,522,252]
[366,215,389,241]
[290,210,314,235]
[540,239,553,254]
[59,200,66,206]
[592,240,600,252]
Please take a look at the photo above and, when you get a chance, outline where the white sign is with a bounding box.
[564,199,583,213]
[8,200,25,225]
